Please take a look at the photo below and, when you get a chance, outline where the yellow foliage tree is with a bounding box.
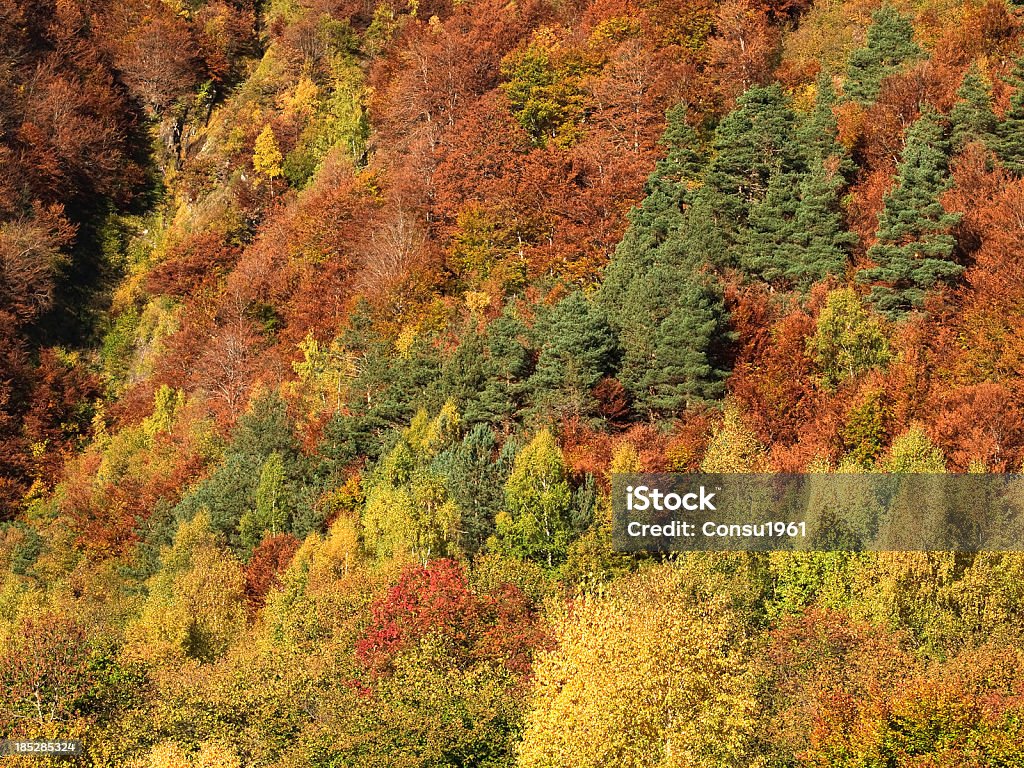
[253,124,284,185]
[518,562,762,768]
[126,513,247,664]
[700,403,768,473]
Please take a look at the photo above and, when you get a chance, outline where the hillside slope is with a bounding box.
[3,0,1024,765]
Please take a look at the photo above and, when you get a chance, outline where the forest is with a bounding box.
[2,0,1024,764]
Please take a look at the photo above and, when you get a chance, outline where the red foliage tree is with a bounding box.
[356,558,547,677]
[244,533,302,614]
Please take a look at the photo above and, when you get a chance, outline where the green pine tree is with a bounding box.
[950,64,997,152]
[856,107,963,316]
[602,104,707,308]
[639,273,732,412]
[799,73,856,178]
[994,57,1024,173]
[530,292,617,419]
[737,169,802,283]
[432,424,514,555]
[739,162,855,289]
[472,310,533,427]
[698,84,805,245]
[844,6,921,105]
[617,263,732,417]
[789,162,858,285]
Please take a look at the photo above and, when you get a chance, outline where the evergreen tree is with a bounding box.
[175,392,311,545]
[617,263,732,417]
[790,162,858,285]
[799,73,856,178]
[994,57,1024,173]
[529,292,618,419]
[602,104,706,307]
[433,424,515,555]
[844,6,921,105]
[739,152,855,288]
[698,84,805,241]
[856,108,963,316]
[472,310,534,427]
[738,169,802,283]
[950,65,997,152]
[639,273,732,412]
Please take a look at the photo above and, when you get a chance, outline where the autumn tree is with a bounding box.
[494,428,576,567]
[0,613,92,729]
[806,288,890,388]
[519,563,762,768]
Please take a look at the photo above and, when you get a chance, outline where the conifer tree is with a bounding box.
[790,163,858,284]
[602,104,706,307]
[472,311,533,427]
[739,80,856,290]
[799,73,855,179]
[699,84,804,234]
[994,57,1024,172]
[432,424,513,554]
[737,170,802,283]
[640,273,732,412]
[617,263,732,416]
[530,292,617,418]
[857,108,963,316]
[844,6,920,105]
[950,65,997,152]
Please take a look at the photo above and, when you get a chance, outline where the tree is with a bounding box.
[0,613,92,728]
[844,6,920,105]
[634,270,732,413]
[529,292,618,419]
[739,161,855,289]
[700,402,768,472]
[126,512,247,664]
[614,262,732,418]
[253,124,284,186]
[495,428,574,567]
[739,78,857,289]
[432,423,515,555]
[499,28,590,147]
[109,7,203,114]
[600,103,707,311]
[797,73,854,177]
[857,108,963,316]
[950,65,997,153]
[806,288,890,388]
[238,452,291,553]
[994,57,1024,173]
[518,563,761,768]
[361,404,463,562]
[698,84,804,243]
[881,425,946,472]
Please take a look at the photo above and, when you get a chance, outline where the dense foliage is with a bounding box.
[4,0,1024,765]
